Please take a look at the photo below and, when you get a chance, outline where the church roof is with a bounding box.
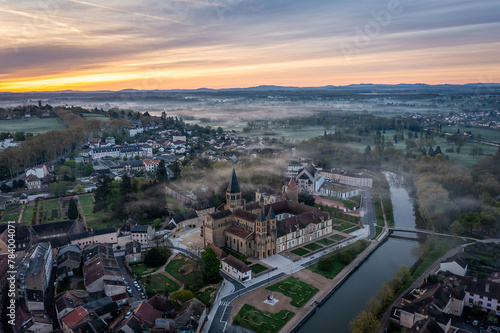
[226,225,253,239]
[227,168,241,193]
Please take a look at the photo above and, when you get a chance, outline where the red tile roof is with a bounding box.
[225,225,253,239]
[207,244,227,260]
[61,306,89,328]
[234,210,257,223]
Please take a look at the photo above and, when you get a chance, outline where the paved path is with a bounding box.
[360,189,376,239]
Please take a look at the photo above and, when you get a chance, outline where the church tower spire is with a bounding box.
[226,168,242,210]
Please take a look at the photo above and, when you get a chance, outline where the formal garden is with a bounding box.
[266,276,318,308]
[232,304,295,333]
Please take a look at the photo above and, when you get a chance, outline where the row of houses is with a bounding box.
[390,253,500,332]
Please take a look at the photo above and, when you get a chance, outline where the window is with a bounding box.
[488,303,492,308]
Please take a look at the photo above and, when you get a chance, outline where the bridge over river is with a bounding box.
[389,227,499,243]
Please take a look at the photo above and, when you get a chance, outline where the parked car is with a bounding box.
[125,311,131,319]
[472,320,479,326]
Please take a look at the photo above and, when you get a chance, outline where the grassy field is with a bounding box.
[375,226,384,238]
[339,129,499,169]
[321,196,358,210]
[291,248,310,256]
[142,274,179,296]
[232,304,295,333]
[317,238,335,246]
[78,194,94,206]
[307,240,370,279]
[130,262,160,276]
[20,205,34,225]
[330,234,346,241]
[266,276,318,308]
[81,114,110,121]
[332,221,357,232]
[165,256,197,283]
[0,117,66,134]
[249,263,268,274]
[344,226,361,233]
[304,243,323,251]
[195,284,218,306]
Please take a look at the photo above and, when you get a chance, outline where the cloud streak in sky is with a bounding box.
[0,0,499,91]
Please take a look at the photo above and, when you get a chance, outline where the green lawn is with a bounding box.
[232,304,295,333]
[307,240,370,279]
[84,209,112,223]
[332,221,356,231]
[77,194,94,206]
[374,202,385,227]
[0,117,66,134]
[165,257,197,283]
[142,274,179,296]
[330,234,346,241]
[344,226,361,233]
[291,248,310,256]
[321,196,358,210]
[87,220,122,229]
[304,243,323,251]
[317,238,335,246]
[249,263,268,274]
[20,206,34,225]
[81,114,110,121]
[2,212,19,223]
[375,226,383,238]
[266,277,318,308]
[195,285,218,306]
[130,262,160,276]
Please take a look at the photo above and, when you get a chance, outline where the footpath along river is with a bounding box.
[298,172,419,333]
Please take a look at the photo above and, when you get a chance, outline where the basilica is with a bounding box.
[203,169,333,259]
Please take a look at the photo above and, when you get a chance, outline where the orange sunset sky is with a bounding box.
[0,0,499,92]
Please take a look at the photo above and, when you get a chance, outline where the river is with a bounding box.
[298,173,418,333]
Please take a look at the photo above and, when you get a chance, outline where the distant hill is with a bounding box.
[1,83,499,102]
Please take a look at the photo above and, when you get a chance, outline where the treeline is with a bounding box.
[414,152,500,235]
[0,108,101,179]
[93,174,168,221]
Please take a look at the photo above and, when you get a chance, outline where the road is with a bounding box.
[360,189,376,239]
[115,255,144,303]
[207,272,287,333]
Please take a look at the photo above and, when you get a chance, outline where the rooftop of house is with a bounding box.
[31,220,84,238]
[61,306,89,328]
[131,225,152,233]
[441,253,468,269]
[173,210,198,223]
[207,244,228,260]
[224,255,251,273]
[191,199,214,211]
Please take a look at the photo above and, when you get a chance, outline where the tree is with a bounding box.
[67,198,79,220]
[81,163,94,176]
[73,184,85,194]
[49,182,67,196]
[201,247,221,284]
[144,247,168,267]
[318,257,333,271]
[157,160,167,181]
[171,161,181,179]
[58,166,75,181]
[170,290,194,310]
[348,310,379,333]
